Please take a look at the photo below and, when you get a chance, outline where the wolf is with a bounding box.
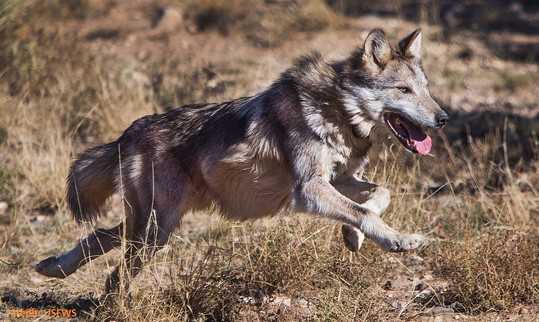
[36,28,448,292]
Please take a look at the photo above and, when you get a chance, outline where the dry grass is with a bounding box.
[182,0,247,35]
[494,71,537,93]
[284,0,346,32]
[1,0,538,320]
[181,0,346,45]
[433,232,539,313]
[88,219,390,321]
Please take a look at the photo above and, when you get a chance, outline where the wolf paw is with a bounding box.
[384,233,424,252]
[35,256,69,278]
[341,225,365,252]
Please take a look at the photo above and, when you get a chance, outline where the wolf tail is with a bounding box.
[67,141,120,224]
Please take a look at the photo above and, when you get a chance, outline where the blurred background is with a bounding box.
[0,0,538,320]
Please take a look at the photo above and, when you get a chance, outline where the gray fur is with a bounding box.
[36,28,448,293]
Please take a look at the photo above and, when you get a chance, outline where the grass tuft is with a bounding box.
[433,231,539,313]
[494,71,536,92]
[183,0,248,35]
[182,0,346,42]
[290,0,345,32]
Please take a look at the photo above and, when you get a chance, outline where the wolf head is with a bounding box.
[342,28,448,156]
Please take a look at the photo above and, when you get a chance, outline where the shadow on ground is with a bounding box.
[444,108,539,164]
[1,288,99,318]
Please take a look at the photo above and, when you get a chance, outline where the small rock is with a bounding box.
[414,283,428,292]
[390,300,400,310]
[240,296,255,304]
[408,254,425,263]
[131,71,151,87]
[152,7,183,33]
[29,215,46,223]
[519,307,530,314]
[382,280,393,290]
[457,46,474,60]
[297,298,310,309]
[421,273,434,281]
[429,306,453,315]
[0,201,8,215]
[137,50,149,61]
[517,180,532,192]
[272,296,291,307]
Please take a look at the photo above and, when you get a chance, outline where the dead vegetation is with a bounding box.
[180,0,346,47]
[1,0,538,320]
[433,232,539,313]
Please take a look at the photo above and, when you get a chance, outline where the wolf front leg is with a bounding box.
[296,179,423,252]
[333,178,391,252]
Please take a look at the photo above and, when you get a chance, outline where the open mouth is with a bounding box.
[383,112,432,156]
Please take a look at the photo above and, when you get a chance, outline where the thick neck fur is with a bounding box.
[281,52,375,154]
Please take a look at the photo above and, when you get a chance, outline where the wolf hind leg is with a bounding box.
[105,207,181,294]
[333,178,391,252]
[35,224,123,278]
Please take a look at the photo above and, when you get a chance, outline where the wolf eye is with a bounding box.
[396,87,412,94]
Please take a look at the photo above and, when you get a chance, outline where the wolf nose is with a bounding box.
[435,113,449,128]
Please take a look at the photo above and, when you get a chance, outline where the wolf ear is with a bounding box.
[362,29,392,72]
[399,28,422,59]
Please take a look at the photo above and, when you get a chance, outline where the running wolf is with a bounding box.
[36,28,448,292]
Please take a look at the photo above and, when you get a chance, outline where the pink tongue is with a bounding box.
[412,135,432,156]
[402,120,432,156]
